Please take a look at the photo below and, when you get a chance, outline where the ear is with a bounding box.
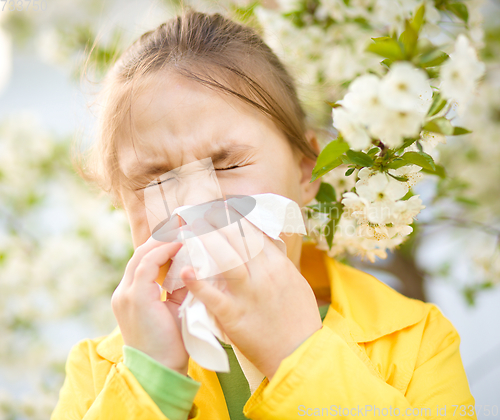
[298,129,322,206]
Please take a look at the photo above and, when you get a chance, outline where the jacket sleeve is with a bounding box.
[242,304,477,420]
[122,345,201,420]
[50,339,202,420]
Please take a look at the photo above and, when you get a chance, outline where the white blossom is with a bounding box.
[338,64,432,149]
[322,165,357,194]
[372,0,407,33]
[420,130,447,149]
[36,28,67,65]
[275,0,301,13]
[356,167,375,186]
[341,74,386,127]
[440,34,486,116]
[332,107,372,150]
[315,0,348,22]
[421,1,442,38]
[337,167,423,260]
[379,62,433,113]
[356,172,409,203]
[388,164,424,188]
[391,195,426,225]
[368,107,425,148]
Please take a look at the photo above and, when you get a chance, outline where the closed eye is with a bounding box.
[215,165,240,171]
[138,165,242,190]
[144,177,174,189]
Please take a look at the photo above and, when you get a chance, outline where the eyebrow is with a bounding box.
[127,144,256,179]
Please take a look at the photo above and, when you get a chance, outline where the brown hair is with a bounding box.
[73,8,317,209]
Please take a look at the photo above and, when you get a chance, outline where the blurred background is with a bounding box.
[0,0,499,418]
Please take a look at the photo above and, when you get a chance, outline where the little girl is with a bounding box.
[51,9,476,420]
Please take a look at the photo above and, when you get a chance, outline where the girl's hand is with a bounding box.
[179,204,323,380]
[111,220,191,376]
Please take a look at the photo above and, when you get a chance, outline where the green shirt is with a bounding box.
[123,303,330,420]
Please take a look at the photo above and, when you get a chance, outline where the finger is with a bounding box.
[132,242,183,291]
[190,218,249,289]
[122,220,188,288]
[165,300,183,332]
[180,266,232,322]
[164,286,189,333]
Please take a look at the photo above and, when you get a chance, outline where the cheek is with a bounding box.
[269,155,303,202]
[121,189,153,246]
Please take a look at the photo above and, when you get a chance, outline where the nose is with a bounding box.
[144,158,225,236]
[173,167,223,208]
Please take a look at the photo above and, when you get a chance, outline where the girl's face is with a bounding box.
[117,71,320,267]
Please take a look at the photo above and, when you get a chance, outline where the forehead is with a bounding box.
[117,70,282,179]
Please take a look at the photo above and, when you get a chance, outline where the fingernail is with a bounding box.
[183,267,196,281]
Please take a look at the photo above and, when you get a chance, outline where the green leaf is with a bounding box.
[316,140,350,167]
[388,172,409,182]
[399,19,419,58]
[366,37,404,60]
[381,58,394,68]
[411,3,426,33]
[463,280,493,306]
[315,182,337,203]
[418,50,449,67]
[423,117,454,135]
[367,147,380,156]
[345,167,355,176]
[311,140,350,182]
[311,158,343,182]
[453,126,472,135]
[386,158,407,169]
[323,203,344,250]
[416,40,439,57]
[425,68,440,79]
[371,36,394,42]
[345,149,374,167]
[420,163,446,178]
[427,92,447,116]
[325,217,335,249]
[455,196,479,206]
[231,0,259,23]
[340,155,352,165]
[396,137,419,153]
[400,189,414,201]
[326,101,343,108]
[401,151,436,171]
[447,2,469,23]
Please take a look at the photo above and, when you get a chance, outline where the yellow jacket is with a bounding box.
[51,242,476,419]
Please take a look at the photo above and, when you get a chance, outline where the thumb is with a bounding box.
[180,267,230,318]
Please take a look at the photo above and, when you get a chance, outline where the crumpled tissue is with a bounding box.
[153,193,306,394]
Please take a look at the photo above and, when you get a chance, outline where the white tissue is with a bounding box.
[155,193,306,391]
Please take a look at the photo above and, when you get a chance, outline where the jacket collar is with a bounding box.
[300,241,426,342]
[97,241,426,362]
[96,324,124,364]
